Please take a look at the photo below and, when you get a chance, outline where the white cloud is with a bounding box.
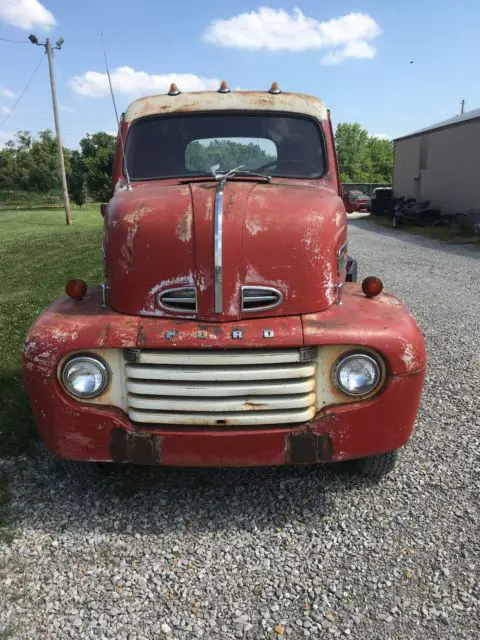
[0,0,56,30]
[321,40,376,65]
[0,87,16,99]
[0,105,10,115]
[59,104,77,113]
[70,66,220,98]
[203,7,380,64]
[371,133,391,140]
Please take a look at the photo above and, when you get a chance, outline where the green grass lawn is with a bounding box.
[0,205,103,457]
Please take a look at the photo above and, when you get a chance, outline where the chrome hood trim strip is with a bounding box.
[214,180,225,313]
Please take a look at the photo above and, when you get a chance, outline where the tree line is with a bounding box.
[0,123,393,205]
[0,130,116,206]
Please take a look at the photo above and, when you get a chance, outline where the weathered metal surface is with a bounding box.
[23,364,424,465]
[105,180,346,321]
[124,91,328,124]
[22,285,426,465]
[23,91,426,467]
[109,428,161,465]
[302,284,427,375]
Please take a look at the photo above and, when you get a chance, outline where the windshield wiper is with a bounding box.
[210,164,271,183]
[179,164,271,184]
[227,169,271,182]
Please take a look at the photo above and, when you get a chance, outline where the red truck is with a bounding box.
[23,82,426,479]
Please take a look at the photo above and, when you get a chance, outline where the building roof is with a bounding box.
[394,107,480,141]
[124,91,328,124]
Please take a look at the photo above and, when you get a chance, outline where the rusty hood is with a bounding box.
[105,180,346,321]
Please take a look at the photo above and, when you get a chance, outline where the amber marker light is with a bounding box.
[65,279,87,300]
[269,81,281,94]
[218,80,231,93]
[362,276,383,298]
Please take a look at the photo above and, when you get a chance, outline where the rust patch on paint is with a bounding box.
[121,203,151,273]
[287,431,333,464]
[137,325,147,347]
[109,428,161,465]
[176,206,193,242]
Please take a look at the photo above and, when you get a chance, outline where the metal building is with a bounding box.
[393,108,480,213]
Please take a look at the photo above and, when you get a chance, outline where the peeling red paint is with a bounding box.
[23,91,426,468]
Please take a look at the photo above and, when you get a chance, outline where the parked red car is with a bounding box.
[345,190,371,213]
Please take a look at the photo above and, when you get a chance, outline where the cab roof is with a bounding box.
[124,90,328,124]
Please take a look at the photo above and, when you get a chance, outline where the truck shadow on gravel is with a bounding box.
[11,454,381,536]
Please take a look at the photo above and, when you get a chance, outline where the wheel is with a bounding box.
[346,258,358,282]
[352,450,398,479]
[55,458,105,479]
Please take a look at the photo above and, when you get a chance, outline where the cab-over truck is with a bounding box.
[23,82,426,478]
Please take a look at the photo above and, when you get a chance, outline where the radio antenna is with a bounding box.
[101,33,132,190]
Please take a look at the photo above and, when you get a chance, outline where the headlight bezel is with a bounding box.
[333,352,383,398]
[61,354,110,399]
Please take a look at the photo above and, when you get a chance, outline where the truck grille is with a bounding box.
[124,349,316,426]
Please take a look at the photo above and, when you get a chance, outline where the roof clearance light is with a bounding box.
[218,80,231,93]
[269,81,281,94]
[362,276,384,298]
[65,279,87,301]
[168,83,180,96]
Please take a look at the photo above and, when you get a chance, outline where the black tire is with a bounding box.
[346,258,358,283]
[56,458,105,479]
[352,450,398,479]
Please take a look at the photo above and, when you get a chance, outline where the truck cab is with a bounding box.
[23,82,426,478]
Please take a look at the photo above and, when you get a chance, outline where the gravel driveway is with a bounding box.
[1,221,479,640]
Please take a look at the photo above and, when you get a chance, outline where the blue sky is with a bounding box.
[1,0,479,148]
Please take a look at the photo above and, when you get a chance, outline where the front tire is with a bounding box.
[352,450,398,479]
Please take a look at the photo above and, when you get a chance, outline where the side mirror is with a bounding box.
[100,203,107,217]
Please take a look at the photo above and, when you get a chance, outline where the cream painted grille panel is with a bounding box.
[125,349,317,426]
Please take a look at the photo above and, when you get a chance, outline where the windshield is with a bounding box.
[125,112,326,180]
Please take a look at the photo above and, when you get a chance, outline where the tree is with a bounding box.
[0,130,71,194]
[69,150,86,207]
[335,123,393,183]
[335,123,371,182]
[366,137,394,183]
[79,132,116,201]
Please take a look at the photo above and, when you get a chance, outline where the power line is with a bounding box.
[0,36,30,44]
[0,53,46,128]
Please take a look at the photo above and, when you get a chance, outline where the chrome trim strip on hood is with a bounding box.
[214,180,225,313]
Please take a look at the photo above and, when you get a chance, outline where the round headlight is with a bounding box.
[61,356,109,398]
[334,353,381,397]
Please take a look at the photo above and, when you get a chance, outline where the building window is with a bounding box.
[419,135,429,171]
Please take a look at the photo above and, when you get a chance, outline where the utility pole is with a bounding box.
[460,98,466,115]
[29,34,72,225]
